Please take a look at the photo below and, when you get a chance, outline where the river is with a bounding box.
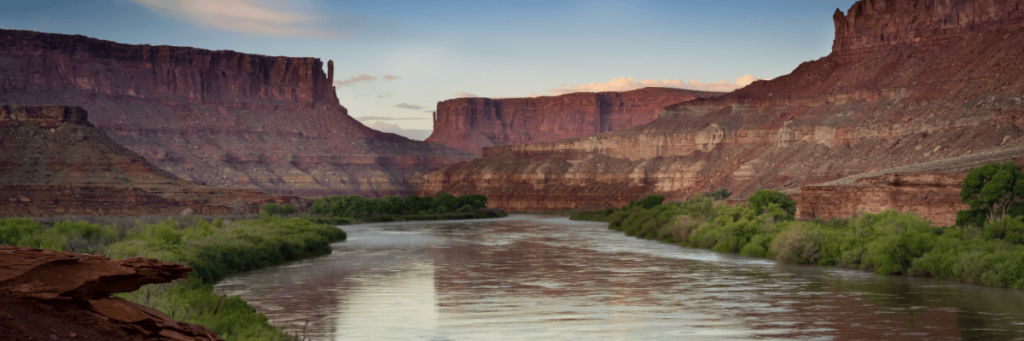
[214,215,1024,340]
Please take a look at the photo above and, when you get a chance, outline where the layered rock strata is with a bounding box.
[0,245,223,340]
[422,0,1024,212]
[0,29,472,197]
[792,146,1024,226]
[0,105,293,217]
[426,88,720,155]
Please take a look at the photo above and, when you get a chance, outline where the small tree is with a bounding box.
[956,162,1024,226]
[748,189,796,218]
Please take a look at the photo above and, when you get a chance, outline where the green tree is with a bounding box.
[703,188,732,201]
[748,189,796,218]
[957,162,1024,226]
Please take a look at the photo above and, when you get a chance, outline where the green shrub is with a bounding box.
[748,189,796,218]
[634,195,665,209]
[769,223,821,264]
[260,203,296,216]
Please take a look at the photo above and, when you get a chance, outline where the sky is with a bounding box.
[1,0,857,140]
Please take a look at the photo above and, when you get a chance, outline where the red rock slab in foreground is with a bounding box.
[0,245,223,341]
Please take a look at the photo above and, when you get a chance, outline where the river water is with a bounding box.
[214,215,1024,340]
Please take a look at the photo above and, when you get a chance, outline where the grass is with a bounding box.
[0,215,347,340]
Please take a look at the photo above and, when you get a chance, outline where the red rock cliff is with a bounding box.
[0,29,473,197]
[0,245,223,340]
[0,105,296,217]
[426,88,719,155]
[422,0,1024,212]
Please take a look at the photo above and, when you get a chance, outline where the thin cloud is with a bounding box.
[128,0,347,38]
[394,103,426,110]
[364,121,432,141]
[355,116,428,121]
[548,75,766,95]
[455,92,478,98]
[334,74,377,87]
[382,74,402,81]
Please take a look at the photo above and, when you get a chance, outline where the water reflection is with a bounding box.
[214,215,1024,340]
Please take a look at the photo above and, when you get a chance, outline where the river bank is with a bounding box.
[571,198,1024,290]
[0,215,346,340]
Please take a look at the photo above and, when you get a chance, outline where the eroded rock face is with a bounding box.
[426,88,720,155]
[422,0,1024,212]
[0,245,222,340]
[0,106,295,217]
[0,29,472,197]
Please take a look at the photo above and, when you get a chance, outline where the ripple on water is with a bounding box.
[214,215,1024,340]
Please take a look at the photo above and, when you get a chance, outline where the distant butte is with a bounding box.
[421,0,1024,223]
[426,88,721,155]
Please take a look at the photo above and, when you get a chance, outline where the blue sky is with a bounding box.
[1,0,857,139]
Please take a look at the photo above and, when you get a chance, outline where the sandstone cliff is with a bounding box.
[0,245,222,340]
[422,0,1024,212]
[426,88,719,155]
[0,29,472,197]
[0,105,294,217]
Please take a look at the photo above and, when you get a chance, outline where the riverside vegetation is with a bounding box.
[304,193,505,222]
[572,163,1024,290]
[0,215,347,340]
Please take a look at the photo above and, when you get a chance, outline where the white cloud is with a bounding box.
[548,75,766,95]
[334,74,376,87]
[455,92,478,98]
[128,0,345,38]
[394,103,426,110]
[364,121,432,141]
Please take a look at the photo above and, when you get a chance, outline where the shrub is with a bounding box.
[260,203,296,216]
[703,188,732,201]
[748,189,796,218]
[769,224,821,264]
[634,195,665,209]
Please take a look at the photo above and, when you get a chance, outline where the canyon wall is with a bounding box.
[0,106,294,217]
[422,0,1024,212]
[0,29,472,197]
[426,88,719,155]
[0,246,223,340]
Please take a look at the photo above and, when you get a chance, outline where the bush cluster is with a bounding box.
[0,216,347,340]
[308,193,499,221]
[572,189,1024,290]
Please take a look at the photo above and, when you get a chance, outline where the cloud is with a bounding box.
[548,75,766,95]
[382,74,401,81]
[355,116,428,121]
[128,0,346,38]
[394,103,426,110]
[455,92,478,98]
[334,74,376,87]
[364,121,432,141]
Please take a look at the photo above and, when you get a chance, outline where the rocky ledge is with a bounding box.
[0,245,222,340]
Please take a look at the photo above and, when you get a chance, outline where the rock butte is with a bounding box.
[426,88,721,155]
[0,29,473,197]
[422,0,1024,224]
[0,105,295,217]
[0,245,223,340]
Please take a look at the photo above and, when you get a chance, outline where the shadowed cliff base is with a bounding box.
[426,87,722,155]
[422,0,1024,215]
[0,105,296,217]
[0,29,474,197]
